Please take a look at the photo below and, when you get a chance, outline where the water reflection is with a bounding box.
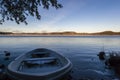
[0,36,120,49]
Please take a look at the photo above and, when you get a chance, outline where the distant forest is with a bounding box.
[0,31,120,36]
[0,32,13,34]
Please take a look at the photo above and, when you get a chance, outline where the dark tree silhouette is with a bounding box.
[0,0,62,25]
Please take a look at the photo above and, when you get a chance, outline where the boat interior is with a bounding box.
[17,49,66,74]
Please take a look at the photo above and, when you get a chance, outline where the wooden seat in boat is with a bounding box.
[23,57,57,65]
[31,52,49,58]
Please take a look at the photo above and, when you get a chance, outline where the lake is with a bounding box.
[0,36,120,80]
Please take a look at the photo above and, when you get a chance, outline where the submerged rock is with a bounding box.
[97,51,105,60]
[4,51,11,60]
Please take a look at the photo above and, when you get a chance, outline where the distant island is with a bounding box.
[0,31,120,36]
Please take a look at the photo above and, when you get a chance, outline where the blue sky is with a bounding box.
[0,0,120,33]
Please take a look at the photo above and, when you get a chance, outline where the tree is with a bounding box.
[0,0,62,25]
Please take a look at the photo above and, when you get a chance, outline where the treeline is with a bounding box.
[0,31,120,36]
[0,32,13,34]
[42,31,120,35]
[91,31,120,35]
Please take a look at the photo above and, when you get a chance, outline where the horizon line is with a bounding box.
[0,30,120,34]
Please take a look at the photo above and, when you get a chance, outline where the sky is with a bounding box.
[0,0,120,33]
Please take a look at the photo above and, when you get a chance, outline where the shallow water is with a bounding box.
[0,36,120,80]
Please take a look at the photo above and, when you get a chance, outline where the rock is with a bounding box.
[97,51,105,60]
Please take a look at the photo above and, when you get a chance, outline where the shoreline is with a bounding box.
[0,31,120,36]
[0,34,120,37]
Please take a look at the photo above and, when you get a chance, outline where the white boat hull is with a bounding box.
[7,48,72,80]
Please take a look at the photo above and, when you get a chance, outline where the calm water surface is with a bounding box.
[0,36,120,80]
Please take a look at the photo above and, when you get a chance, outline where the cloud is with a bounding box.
[37,0,87,26]
[15,0,88,33]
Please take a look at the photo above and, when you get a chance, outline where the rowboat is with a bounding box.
[7,48,72,80]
